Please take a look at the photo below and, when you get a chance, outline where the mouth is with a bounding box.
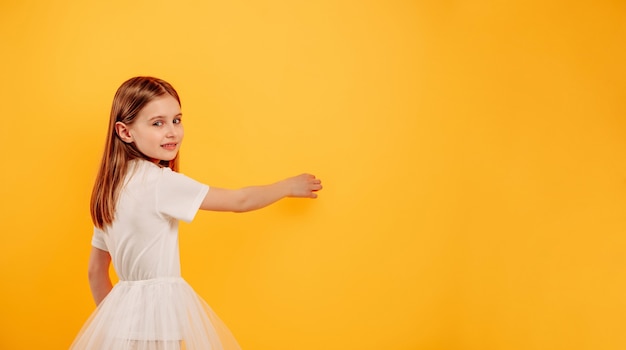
[161,143,178,150]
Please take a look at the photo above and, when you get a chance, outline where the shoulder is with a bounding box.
[122,160,164,191]
[129,159,169,178]
[130,159,203,187]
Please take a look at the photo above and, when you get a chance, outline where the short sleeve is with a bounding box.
[91,227,108,251]
[156,168,209,222]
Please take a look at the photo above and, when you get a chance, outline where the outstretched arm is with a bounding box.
[88,246,113,306]
[200,173,322,212]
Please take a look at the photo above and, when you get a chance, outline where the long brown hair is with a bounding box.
[90,76,181,229]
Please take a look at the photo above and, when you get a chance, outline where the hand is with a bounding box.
[286,174,323,198]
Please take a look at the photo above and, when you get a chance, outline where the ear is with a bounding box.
[115,122,134,143]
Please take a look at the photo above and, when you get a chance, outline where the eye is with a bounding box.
[173,118,182,124]
[153,120,163,126]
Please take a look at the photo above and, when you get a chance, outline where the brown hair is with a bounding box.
[90,76,181,229]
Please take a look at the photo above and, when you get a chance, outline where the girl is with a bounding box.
[71,76,322,350]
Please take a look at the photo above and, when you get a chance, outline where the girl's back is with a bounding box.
[73,160,240,350]
[93,159,207,281]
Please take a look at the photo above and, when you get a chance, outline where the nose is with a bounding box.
[165,122,182,139]
[165,123,176,138]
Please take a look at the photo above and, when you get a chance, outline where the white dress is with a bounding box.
[71,160,241,350]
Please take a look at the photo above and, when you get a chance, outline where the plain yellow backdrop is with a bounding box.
[1,1,625,349]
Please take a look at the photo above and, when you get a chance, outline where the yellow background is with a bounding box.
[1,1,625,349]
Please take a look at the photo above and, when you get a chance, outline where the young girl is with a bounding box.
[71,76,322,350]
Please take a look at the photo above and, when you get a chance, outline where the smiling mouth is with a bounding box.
[161,143,178,149]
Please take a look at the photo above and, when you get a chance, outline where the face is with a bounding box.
[116,95,183,163]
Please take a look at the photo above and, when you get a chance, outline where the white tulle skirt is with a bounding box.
[71,277,241,350]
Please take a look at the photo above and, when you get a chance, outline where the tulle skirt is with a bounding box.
[70,277,241,350]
